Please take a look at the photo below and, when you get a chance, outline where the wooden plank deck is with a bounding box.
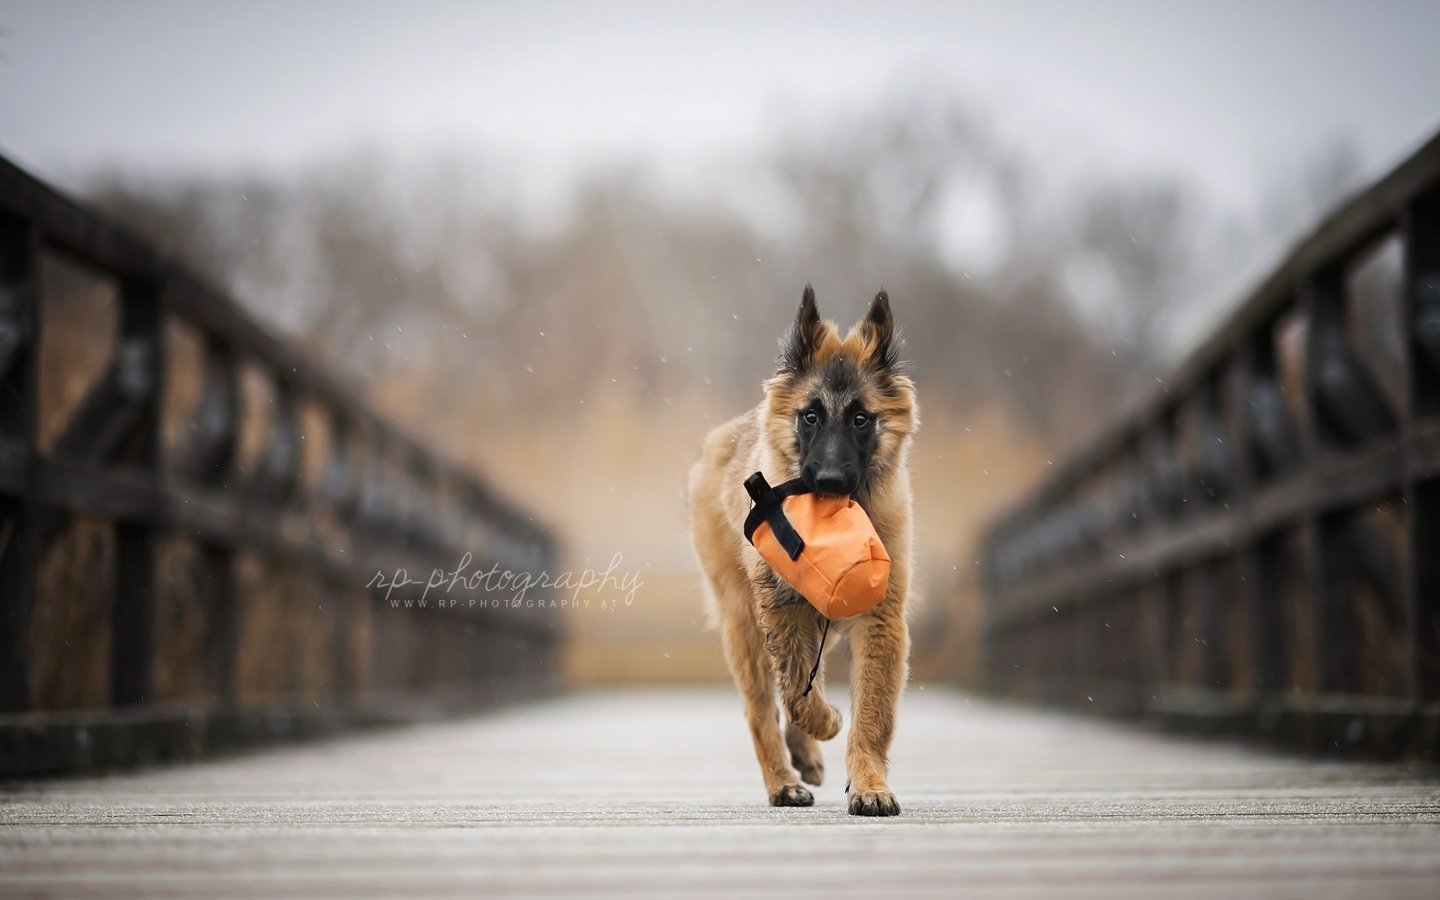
[1,688,1438,897]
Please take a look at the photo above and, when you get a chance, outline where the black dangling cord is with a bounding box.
[801,618,831,697]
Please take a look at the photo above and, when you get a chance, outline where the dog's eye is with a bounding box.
[852,412,870,428]
[802,410,819,426]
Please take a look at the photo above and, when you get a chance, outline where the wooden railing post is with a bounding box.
[1303,273,1360,696]
[1405,189,1440,703]
[1248,534,1289,693]
[111,277,166,707]
[1236,325,1291,696]
[1197,377,1233,691]
[187,338,241,707]
[0,215,40,713]
[325,415,355,703]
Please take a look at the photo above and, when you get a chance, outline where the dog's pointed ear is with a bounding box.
[857,289,898,371]
[779,284,825,374]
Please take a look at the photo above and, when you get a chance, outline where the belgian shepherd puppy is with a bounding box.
[688,285,918,816]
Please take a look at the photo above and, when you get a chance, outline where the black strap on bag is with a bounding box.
[742,472,809,560]
[742,471,829,696]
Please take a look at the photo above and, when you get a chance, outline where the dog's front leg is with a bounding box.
[752,578,842,742]
[846,601,908,816]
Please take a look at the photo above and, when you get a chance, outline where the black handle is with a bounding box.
[742,471,806,561]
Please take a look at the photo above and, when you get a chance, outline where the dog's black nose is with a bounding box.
[808,465,853,496]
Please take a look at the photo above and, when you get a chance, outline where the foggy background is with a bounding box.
[4,0,1438,684]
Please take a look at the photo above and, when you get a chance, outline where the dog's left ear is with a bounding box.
[857,290,899,372]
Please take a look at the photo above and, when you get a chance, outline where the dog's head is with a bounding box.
[763,285,919,497]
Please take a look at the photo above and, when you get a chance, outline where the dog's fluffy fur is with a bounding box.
[687,286,918,815]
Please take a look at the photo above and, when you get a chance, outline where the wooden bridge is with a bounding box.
[2,689,1438,896]
[2,133,1440,893]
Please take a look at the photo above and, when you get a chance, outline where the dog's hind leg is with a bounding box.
[710,571,813,807]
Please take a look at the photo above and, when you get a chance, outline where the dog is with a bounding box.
[688,285,918,816]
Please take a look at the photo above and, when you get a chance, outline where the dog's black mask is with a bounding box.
[794,359,878,497]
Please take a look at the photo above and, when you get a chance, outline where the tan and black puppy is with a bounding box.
[688,285,918,816]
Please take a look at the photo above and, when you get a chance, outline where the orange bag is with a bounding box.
[743,472,891,619]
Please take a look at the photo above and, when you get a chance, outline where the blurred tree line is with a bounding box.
[78,91,1368,682]
[89,92,1361,448]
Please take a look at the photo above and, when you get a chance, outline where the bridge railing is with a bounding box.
[0,156,561,775]
[980,132,1440,758]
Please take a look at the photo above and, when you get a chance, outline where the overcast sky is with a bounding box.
[2,1,1438,227]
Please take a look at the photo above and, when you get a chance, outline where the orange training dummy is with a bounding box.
[743,471,891,619]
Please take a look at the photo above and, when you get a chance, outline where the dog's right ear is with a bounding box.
[778,284,824,375]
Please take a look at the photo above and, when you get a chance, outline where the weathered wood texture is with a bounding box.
[0,154,562,776]
[0,688,1436,897]
[981,130,1440,758]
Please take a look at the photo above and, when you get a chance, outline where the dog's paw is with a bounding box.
[847,789,900,817]
[795,703,841,742]
[769,783,815,807]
